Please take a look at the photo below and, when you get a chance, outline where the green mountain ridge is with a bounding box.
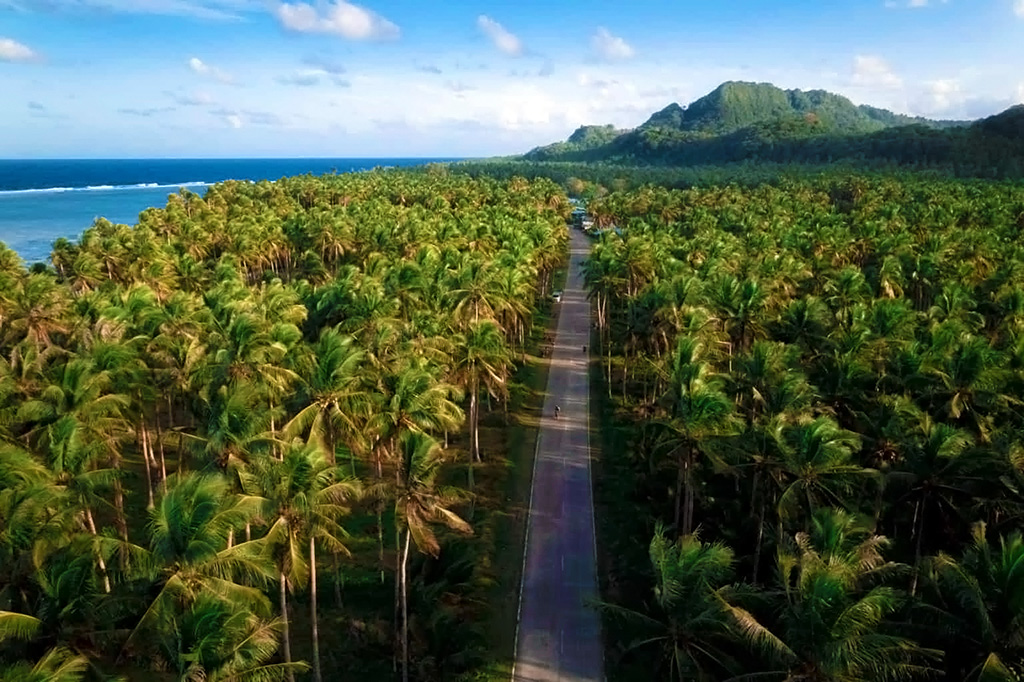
[520,81,1024,176]
[637,81,966,135]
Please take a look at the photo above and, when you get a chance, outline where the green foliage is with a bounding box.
[586,175,1024,680]
[0,169,570,681]
[510,80,1024,179]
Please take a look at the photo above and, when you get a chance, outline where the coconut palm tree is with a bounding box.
[450,320,511,490]
[657,335,741,534]
[119,472,272,662]
[598,526,756,681]
[242,442,360,682]
[285,328,373,471]
[738,509,940,681]
[775,417,875,531]
[0,646,89,682]
[389,431,472,682]
[886,419,978,592]
[161,590,309,682]
[923,523,1024,681]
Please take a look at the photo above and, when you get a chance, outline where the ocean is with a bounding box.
[0,158,454,264]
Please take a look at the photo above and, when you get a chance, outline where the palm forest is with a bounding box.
[0,170,569,682]
[585,176,1024,681]
[4,162,1024,682]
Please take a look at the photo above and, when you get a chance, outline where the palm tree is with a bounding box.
[451,320,511,491]
[285,328,373,471]
[119,472,272,661]
[925,336,1006,441]
[886,419,977,592]
[923,523,1024,681]
[17,358,130,588]
[740,509,940,681]
[657,336,740,534]
[598,526,755,681]
[243,442,360,682]
[0,646,89,682]
[160,593,309,682]
[368,357,463,573]
[389,431,472,682]
[775,417,875,531]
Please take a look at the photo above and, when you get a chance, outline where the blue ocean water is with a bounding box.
[0,158,453,263]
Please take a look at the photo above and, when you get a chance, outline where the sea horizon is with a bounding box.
[0,157,461,263]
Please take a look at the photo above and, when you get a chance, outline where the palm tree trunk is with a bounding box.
[684,463,695,536]
[154,413,168,488]
[111,462,128,543]
[911,499,926,596]
[606,343,613,399]
[333,554,344,609]
[400,529,411,682]
[468,387,477,492]
[270,412,280,460]
[138,421,155,510]
[375,445,386,584]
[674,452,685,534]
[682,446,695,535]
[279,572,295,682]
[752,495,767,584]
[310,536,322,682]
[84,507,111,594]
[471,376,481,463]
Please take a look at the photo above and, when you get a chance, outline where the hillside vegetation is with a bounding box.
[521,81,1024,178]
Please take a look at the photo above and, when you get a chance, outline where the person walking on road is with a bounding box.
[555,405,560,419]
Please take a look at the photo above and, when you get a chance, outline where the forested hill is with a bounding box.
[638,81,964,135]
[521,81,1024,177]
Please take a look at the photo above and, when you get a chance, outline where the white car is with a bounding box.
[552,291,562,302]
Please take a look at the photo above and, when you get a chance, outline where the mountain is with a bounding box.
[519,81,1009,170]
[522,124,626,162]
[634,82,963,135]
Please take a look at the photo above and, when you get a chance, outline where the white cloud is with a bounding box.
[0,0,260,20]
[1015,0,1024,17]
[225,114,242,128]
[477,15,523,56]
[277,72,321,86]
[926,78,961,109]
[883,0,948,7]
[167,90,215,106]
[302,55,346,75]
[591,28,634,61]
[851,54,902,89]
[277,66,350,87]
[275,1,399,40]
[188,56,234,83]
[0,37,38,62]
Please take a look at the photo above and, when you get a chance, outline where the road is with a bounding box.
[512,228,603,682]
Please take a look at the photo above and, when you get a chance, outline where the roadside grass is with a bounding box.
[589,323,654,682]
[468,266,566,681]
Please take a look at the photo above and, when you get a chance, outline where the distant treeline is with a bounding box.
[453,159,972,199]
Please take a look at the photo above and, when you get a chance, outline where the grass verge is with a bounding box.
[589,332,653,682]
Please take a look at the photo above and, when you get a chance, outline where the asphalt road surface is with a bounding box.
[512,228,603,682]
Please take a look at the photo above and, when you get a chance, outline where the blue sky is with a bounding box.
[1,0,1023,158]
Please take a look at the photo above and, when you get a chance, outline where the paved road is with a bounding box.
[512,228,603,682]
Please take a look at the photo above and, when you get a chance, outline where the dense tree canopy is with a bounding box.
[586,175,1024,681]
[0,168,569,681]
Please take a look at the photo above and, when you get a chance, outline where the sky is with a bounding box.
[1,0,1024,158]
